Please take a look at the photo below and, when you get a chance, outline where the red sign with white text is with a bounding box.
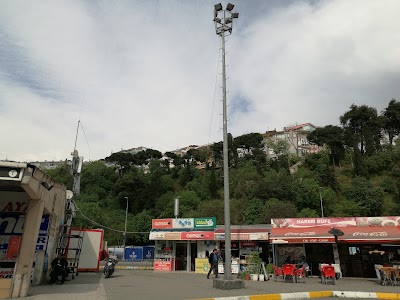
[152,219,173,229]
[270,227,335,243]
[338,226,400,242]
[271,218,357,228]
[154,260,173,271]
[181,231,214,240]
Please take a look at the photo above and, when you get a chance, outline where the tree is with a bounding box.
[344,177,385,216]
[209,163,218,198]
[234,133,264,156]
[382,99,400,146]
[340,104,382,155]
[340,104,382,175]
[260,198,297,223]
[307,125,345,165]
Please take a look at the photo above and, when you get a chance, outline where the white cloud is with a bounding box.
[0,0,399,161]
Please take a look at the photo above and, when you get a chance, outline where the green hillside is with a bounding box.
[46,100,400,245]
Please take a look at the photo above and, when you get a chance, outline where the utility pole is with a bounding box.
[319,187,324,218]
[123,196,128,258]
[213,3,239,281]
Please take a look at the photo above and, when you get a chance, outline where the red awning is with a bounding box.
[270,227,335,244]
[337,226,400,243]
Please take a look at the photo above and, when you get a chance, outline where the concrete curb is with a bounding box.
[193,290,400,300]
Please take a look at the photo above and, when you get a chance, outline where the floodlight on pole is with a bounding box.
[213,2,239,281]
[226,3,234,11]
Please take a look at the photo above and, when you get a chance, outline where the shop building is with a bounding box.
[149,218,270,273]
[270,217,400,278]
[0,162,68,298]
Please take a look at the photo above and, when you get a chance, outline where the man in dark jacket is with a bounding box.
[207,249,219,279]
[49,254,69,284]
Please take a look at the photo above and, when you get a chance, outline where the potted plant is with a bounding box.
[248,251,262,281]
[266,263,274,280]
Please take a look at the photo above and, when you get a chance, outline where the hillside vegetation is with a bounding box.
[46,100,400,245]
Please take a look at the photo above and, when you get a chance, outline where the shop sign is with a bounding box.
[149,231,165,240]
[172,218,194,229]
[0,214,49,255]
[241,241,257,248]
[194,218,216,229]
[215,233,268,241]
[151,219,173,229]
[271,217,357,228]
[154,260,173,271]
[164,232,181,240]
[0,201,27,212]
[181,231,214,240]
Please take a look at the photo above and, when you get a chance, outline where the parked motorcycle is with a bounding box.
[103,257,118,278]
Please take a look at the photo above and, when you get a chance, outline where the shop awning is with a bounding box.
[270,227,335,244]
[337,226,400,243]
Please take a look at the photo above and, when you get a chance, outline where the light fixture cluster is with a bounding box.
[213,3,239,35]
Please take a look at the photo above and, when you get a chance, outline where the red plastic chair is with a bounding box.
[273,265,283,282]
[282,264,296,283]
[321,265,336,285]
[296,266,306,283]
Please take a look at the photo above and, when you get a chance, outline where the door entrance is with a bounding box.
[175,243,187,271]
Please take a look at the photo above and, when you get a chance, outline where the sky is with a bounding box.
[0,0,399,162]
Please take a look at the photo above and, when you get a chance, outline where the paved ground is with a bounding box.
[27,271,400,300]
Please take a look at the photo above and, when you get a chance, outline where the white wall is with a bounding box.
[197,241,218,258]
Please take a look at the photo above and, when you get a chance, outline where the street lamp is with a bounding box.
[213,2,239,281]
[123,197,129,254]
[319,187,324,218]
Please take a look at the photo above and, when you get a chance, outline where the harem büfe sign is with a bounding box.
[0,213,50,251]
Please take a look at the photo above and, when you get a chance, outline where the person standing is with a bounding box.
[207,249,219,279]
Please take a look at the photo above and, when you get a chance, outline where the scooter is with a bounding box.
[103,258,118,278]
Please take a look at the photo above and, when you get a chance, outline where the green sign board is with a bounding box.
[194,217,216,229]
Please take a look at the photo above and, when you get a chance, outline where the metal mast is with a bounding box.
[213,2,239,280]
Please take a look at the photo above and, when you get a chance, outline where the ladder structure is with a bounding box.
[55,198,84,279]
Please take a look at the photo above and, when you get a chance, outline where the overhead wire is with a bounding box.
[199,38,222,200]
[72,200,150,234]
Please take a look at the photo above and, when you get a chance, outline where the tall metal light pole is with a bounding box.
[213,2,239,280]
[123,196,129,253]
[319,187,324,218]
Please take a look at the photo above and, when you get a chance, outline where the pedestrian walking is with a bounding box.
[207,249,219,279]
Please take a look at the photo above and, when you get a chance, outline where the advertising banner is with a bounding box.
[194,218,216,229]
[143,246,155,259]
[195,258,210,274]
[355,216,400,227]
[124,247,143,260]
[337,226,400,242]
[151,219,173,229]
[0,214,50,257]
[149,231,165,240]
[164,232,181,240]
[215,232,268,241]
[181,231,214,240]
[271,217,357,228]
[154,259,173,271]
[172,218,194,229]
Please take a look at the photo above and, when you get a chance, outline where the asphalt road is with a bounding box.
[102,270,397,300]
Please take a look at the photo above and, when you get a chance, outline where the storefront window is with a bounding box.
[349,247,359,255]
